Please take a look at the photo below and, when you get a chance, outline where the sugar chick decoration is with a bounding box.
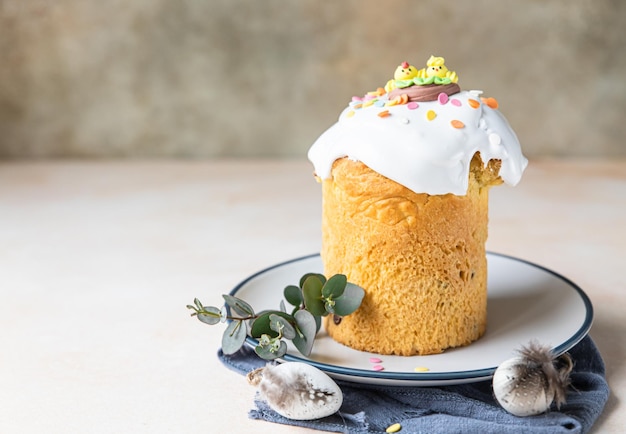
[414,55,459,85]
[387,55,461,103]
[384,61,420,93]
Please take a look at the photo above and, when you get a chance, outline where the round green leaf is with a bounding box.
[332,282,365,317]
[299,273,326,288]
[284,285,303,307]
[322,274,347,299]
[302,276,326,317]
[255,340,287,360]
[269,314,296,340]
[250,310,290,338]
[221,320,246,355]
[196,306,221,325]
[292,309,317,356]
[222,294,254,317]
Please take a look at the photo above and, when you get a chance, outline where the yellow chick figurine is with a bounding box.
[384,61,419,93]
[418,55,458,83]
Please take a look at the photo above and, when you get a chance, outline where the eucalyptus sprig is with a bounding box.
[187,273,364,360]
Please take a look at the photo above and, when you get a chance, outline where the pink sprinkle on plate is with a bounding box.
[372,365,385,371]
[369,357,383,364]
[407,102,419,110]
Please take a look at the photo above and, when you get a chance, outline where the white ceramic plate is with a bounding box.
[231,253,593,386]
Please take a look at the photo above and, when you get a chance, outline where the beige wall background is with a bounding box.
[0,0,624,159]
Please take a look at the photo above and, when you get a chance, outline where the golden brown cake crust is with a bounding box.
[321,154,502,355]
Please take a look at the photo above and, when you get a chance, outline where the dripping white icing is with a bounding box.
[308,90,527,196]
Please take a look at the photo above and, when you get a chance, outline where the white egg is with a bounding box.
[492,356,554,417]
[255,362,343,420]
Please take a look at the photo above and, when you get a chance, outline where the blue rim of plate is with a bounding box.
[229,252,593,383]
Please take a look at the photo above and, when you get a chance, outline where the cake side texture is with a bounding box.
[321,154,502,355]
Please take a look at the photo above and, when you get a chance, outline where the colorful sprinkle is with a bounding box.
[468,98,480,109]
[386,423,402,433]
[481,96,499,109]
[407,102,419,110]
[426,110,437,121]
[385,96,400,107]
[489,133,502,146]
[399,94,409,105]
[367,87,386,97]
[451,98,462,107]
[346,110,355,118]
[438,92,449,105]
[414,366,430,372]
[377,110,390,118]
[352,96,363,102]
[372,364,385,371]
[369,357,383,364]
[450,120,465,129]
[363,99,376,107]
[374,100,386,107]
[352,103,363,109]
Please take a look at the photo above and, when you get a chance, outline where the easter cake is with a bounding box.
[308,56,527,356]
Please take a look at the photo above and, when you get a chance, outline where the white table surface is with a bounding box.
[0,159,623,433]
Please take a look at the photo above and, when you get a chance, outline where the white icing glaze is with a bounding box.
[308,90,528,196]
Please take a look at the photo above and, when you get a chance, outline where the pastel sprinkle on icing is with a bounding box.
[377,110,391,118]
[489,133,502,146]
[481,96,499,109]
[385,97,400,107]
[407,102,419,110]
[372,364,385,371]
[352,96,363,102]
[414,366,430,372]
[468,98,480,109]
[369,357,383,364]
[450,120,465,129]
[367,87,386,97]
[426,110,437,121]
[451,98,461,107]
[374,100,386,107]
[353,103,363,109]
[346,110,355,118]
[398,117,410,125]
[386,423,402,433]
[363,99,376,107]
[438,92,449,105]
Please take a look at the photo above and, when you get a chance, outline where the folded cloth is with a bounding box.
[218,335,608,434]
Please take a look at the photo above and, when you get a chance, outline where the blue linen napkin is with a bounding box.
[217,335,608,434]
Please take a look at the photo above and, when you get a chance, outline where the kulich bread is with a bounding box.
[321,154,501,355]
[308,56,527,356]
